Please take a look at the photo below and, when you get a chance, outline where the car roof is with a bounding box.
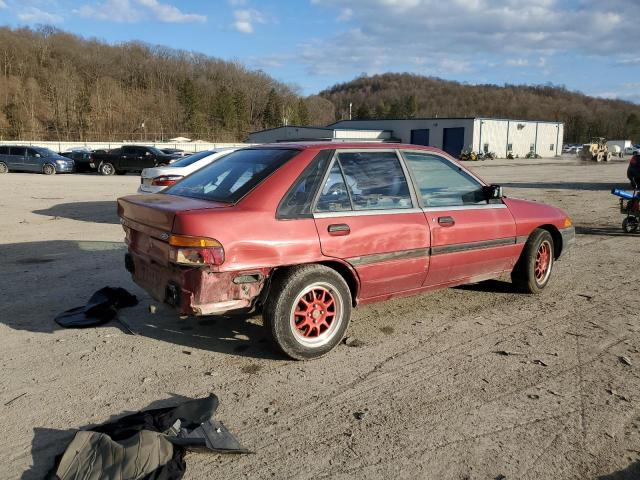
[247,142,445,152]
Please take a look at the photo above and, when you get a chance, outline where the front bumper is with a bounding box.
[559,226,575,257]
[55,163,75,173]
[125,251,267,316]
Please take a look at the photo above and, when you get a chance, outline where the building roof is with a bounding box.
[328,117,564,126]
[248,125,394,136]
[247,141,445,151]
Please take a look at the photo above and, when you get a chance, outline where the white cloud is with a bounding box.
[337,8,352,21]
[232,8,265,34]
[136,0,206,23]
[305,0,636,79]
[76,0,206,23]
[18,7,63,23]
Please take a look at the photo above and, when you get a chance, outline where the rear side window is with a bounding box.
[277,149,333,219]
[166,148,298,203]
[0,146,9,154]
[316,151,413,212]
[9,147,26,156]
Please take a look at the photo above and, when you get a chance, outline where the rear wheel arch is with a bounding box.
[265,261,359,307]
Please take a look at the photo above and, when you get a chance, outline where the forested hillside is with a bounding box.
[320,73,640,143]
[2,27,639,143]
[0,26,334,142]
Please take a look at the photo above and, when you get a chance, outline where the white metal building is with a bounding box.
[329,118,564,159]
[247,118,564,159]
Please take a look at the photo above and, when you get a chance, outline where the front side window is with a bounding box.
[315,151,412,213]
[403,152,486,207]
[166,148,298,203]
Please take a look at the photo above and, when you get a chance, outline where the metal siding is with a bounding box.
[535,123,562,158]
[330,119,476,149]
[477,120,508,156]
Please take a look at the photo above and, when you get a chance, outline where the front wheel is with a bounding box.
[0,162,8,174]
[263,265,352,360]
[99,162,115,176]
[511,229,555,294]
[42,163,56,175]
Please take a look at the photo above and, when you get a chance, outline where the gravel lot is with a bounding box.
[1,156,639,480]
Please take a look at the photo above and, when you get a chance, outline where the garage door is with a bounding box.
[410,129,430,146]
[442,127,465,158]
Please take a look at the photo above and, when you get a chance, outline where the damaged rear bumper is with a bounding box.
[125,252,268,316]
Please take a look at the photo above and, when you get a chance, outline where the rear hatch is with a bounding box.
[118,194,230,263]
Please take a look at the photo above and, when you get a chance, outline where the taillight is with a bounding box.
[168,234,224,266]
[152,175,182,187]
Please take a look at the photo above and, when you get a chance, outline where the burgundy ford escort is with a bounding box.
[118,143,574,359]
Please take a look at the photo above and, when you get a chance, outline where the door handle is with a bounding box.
[328,224,350,236]
[437,216,455,227]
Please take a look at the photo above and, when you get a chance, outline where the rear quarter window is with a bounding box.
[165,148,299,203]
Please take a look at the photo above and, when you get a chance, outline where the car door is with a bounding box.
[8,147,27,171]
[139,147,158,169]
[121,146,139,170]
[25,148,42,171]
[401,150,518,287]
[313,149,431,300]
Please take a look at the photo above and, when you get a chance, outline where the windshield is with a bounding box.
[166,148,298,203]
[169,150,218,168]
[34,147,59,157]
[147,146,164,155]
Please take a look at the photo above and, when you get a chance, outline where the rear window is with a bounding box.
[166,148,298,203]
[169,150,217,168]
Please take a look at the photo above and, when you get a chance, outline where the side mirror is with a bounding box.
[35,153,41,158]
[483,184,503,200]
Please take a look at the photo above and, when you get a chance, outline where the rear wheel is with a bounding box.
[99,162,115,176]
[0,162,7,174]
[263,265,352,360]
[42,163,56,175]
[511,229,555,294]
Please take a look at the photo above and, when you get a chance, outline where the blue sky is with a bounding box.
[0,0,639,102]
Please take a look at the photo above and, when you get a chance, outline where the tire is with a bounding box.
[99,162,115,176]
[511,229,555,294]
[42,163,56,175]
[263,265,352,360]
[0,162,7,174]
[622,217,639,233]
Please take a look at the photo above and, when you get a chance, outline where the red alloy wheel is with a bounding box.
[534,240,552,283]
[293,286,336,338]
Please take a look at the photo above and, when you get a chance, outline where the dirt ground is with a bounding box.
[1,155,639,480]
